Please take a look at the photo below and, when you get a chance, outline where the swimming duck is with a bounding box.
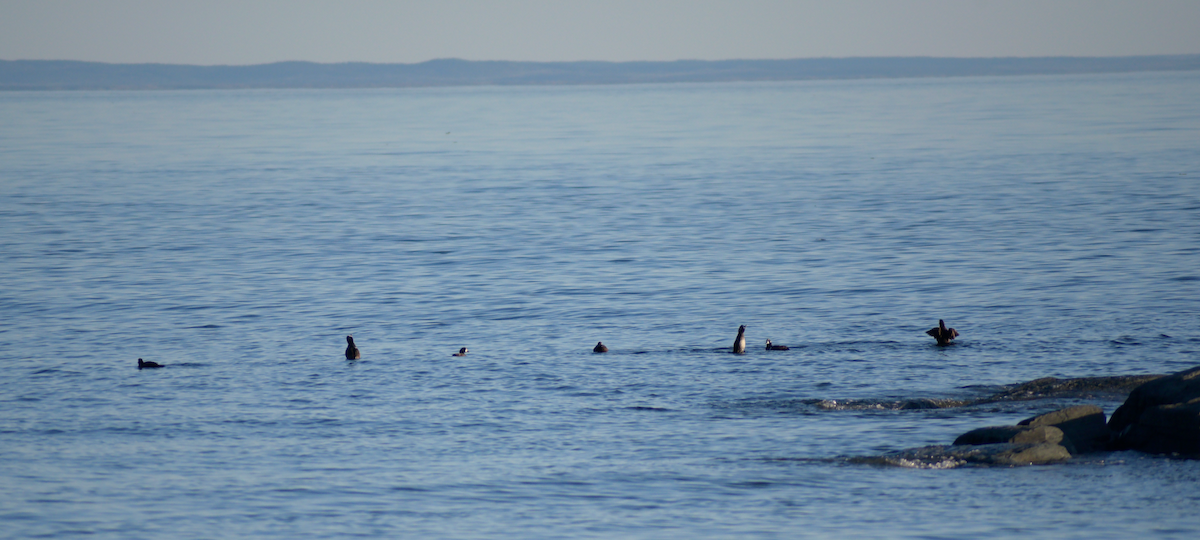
[345,336,360,359]
[733,325,746,354]
[452,347,468,357]
[593,342,608,353]
[137,358,163,369]
[765,339,789,351]
[926,320,959,345]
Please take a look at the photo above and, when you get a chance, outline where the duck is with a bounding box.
[452,347,468,357]
[137,358,163,369]
[345,336,360,359]
[593,342,608,353]
[765,339,789,351]
[733,325,746,354]
[926,319,959,345]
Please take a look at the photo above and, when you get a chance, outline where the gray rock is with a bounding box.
[1018,405,1108,454]
[989,375,1164,402]
[1113,397,1200,456]
[868,443,1071,467]
[899,398,970,410]
[810,374,1163,414]
[1109,365,1200,432]
[953,425,1067,449]
[1108,365,1200,457]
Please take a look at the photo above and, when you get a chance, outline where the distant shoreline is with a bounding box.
[3,55,1199,91]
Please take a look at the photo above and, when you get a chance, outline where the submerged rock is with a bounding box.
[864,443,1071,468]
[989,375,1165,402]
[898,398,970,410]
[813,374,1163,415]
[807,397,971,411]
[1109,365,1200,457]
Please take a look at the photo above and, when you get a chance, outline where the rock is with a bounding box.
[1117,399,1200,455]
[980,443,1072,465]
[948,406,1107,455]
[953,425,1066,449]
[1108,365,1200,457]
[989,375,1164,402]
[899,398,970,410]
[1109,365,1200,433]
[1018,405,1108,454]
[868,443,1071,468]
[810,374,1163,414]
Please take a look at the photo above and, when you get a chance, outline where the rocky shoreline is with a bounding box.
[866,366,1200,467]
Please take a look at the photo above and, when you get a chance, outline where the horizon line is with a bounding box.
[5,55,1199,91]
[5,53,1200,68]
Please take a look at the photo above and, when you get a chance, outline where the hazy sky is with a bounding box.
[3,0,1199,65]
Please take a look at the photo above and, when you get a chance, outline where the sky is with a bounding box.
[2,0,1199,65]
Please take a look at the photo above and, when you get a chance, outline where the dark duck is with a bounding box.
[137,358,163,369]
[345,336,361,359]
[452,347,468,357]
[593,342,608,353]
[765,339,789,351]
[926,320,959,345]
[733,325,747,354]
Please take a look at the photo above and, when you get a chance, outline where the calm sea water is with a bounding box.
[2,71,1199,539]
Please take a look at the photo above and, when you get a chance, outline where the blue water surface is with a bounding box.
[1,71,1199,539]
